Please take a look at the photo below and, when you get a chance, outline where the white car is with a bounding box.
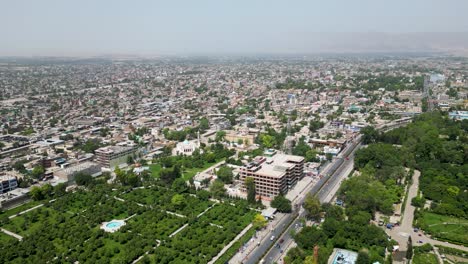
[270,235,275,241]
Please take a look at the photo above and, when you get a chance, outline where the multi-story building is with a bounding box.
[95,146,137,168]
[54,162,102,182]
[0,175,18,194]
[239,153,304,199]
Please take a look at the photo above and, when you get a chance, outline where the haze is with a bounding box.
[1,0,468,56]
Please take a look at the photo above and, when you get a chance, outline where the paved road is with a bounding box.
[232,121,410,264]
[387,170,468,264]
[253,141,362,264]
[265,153,358,264]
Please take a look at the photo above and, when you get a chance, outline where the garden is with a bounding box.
[0,183,255,264]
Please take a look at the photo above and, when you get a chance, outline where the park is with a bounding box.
[0,182,256,264]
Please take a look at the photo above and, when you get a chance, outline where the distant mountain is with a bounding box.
[303,32,468,56]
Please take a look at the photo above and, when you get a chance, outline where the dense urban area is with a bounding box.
[0,55,467,264]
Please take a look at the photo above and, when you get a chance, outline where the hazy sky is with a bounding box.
[1,0,468,56]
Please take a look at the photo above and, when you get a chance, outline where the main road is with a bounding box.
[242,136,362,264]
[240,120,412,264]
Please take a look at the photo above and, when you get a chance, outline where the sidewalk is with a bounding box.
[208,223,253,264]
[230,213,286,264]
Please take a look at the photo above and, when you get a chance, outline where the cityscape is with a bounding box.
[0,1,467,264]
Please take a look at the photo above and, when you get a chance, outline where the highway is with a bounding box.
[240,120,412,264]
[243,137,362,264]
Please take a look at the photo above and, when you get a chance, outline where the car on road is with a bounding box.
[270,235,275,241]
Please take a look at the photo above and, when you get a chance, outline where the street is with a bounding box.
[240,140,362,264]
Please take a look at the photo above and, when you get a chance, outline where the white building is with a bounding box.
[173,131,201,156]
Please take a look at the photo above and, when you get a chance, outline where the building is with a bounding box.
[54,162,101,182]
[328,248,358,264]
[239,153,304,198]
[449,111,468,120]
[95,146,137,168]
[0,175,18,194]
[173,131,201,156]
[173,139,200,156]
[224,130,255,146]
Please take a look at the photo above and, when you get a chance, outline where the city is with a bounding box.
[1,1,468,264]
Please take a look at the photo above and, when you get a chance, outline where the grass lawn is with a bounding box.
[149,163,162,178]
[150,159,223,180]
[413,252,438,264]
[0,232,17,243]
[0,200,43,218]
[182,160,220,180]
[420,212,468,245]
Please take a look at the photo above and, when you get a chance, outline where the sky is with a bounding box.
[1,0,468,56]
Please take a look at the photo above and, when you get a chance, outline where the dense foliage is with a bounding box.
[285,204,388,264]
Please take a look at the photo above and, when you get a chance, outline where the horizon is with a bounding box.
[2,0,468,56]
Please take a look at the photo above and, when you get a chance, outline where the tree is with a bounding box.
[30,186,45,200]
[260,134,275,148]
[172,178,188,193]
[31,165,45,179]
[216,165,233,184]
[252,214,267,229]
[54,183,67,197]
[171,194,186,209]
[0,142,4,150]
[356,250,370,264]
[361,126,379,144]
[209,180,226,199]
[160,167,178,185]
[271,195,292,213]
[75,173,93,186]
[303,194,321,220]
[245,177,256,204]
[406,236,413,260]
[215,131,226,142]
[199,117,209,131]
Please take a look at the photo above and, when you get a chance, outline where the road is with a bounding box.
[387,169,468,263]
[232,121,410,264]
[242,139,362,264]
[263,151,358,264]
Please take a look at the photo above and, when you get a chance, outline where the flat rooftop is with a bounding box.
[242,153,304,178]
[95,145,134,154]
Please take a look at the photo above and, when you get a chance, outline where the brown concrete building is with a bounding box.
[239,153,304,198]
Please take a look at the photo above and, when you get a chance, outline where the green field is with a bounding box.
[418,212,468,246]
[0,184,254,264]
[0,200,43,218]
[149,160,221,180]
[413,252,438,264]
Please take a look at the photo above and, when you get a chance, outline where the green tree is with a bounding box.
[260,134,275,148]
[215,131,226,142]
[271,195,292,213]
[75,173,93,186]
[245,177,256,204]
[216,165,233,184]
[303,194,321,220]
[199,117,209,131]
[171,194,186,209]
[172,178,188,193]
[356,250,370,264]
[209,180,226,199]
[31,165,45,179]
[252,214,267,229]
[361,126,380,144]
[406,236,413,260]
[29,186,45,200]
